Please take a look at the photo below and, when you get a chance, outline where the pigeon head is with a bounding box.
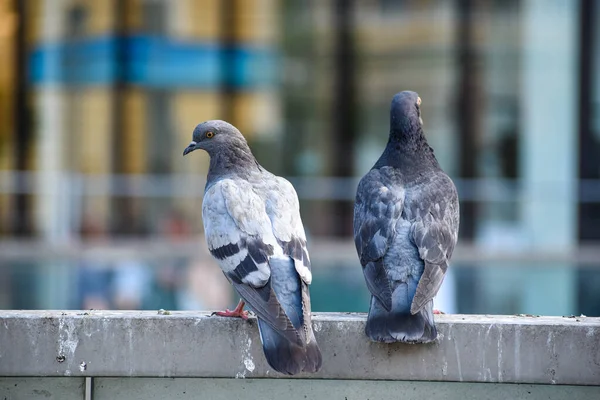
[183,120,248,157]
[375,90,436,169]
[389,90,423,139]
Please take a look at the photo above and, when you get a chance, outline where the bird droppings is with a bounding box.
[548,368,557,385]
[236,336,255,379]
[158,309,171,315]
[446,324,453,341]
[57,316,79,376]
[563,314,587,322]
[586,327,595,337]
[453,337,463,382]
[79,361,87,372]
[496,326,504,383]
[244,358,255,372]
[313,321,322,333]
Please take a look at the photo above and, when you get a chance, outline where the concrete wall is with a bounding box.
[1,312,599,399]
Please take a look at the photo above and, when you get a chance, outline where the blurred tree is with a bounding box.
[330,0,357,237]
[456,0,480,241]
[12,0,32,237]
[578,0,600,241]
[220,0,237,126]
[577,0,600,317]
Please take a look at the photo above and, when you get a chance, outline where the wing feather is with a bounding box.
[267,177,312,284]
[353,169,404,311]
[203,181,273,287]
[408,174,459,314]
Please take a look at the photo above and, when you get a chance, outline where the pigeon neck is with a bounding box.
[206,144,261,184]
[376,127,439,171]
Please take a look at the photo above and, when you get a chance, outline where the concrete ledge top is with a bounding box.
[1,311,599,385]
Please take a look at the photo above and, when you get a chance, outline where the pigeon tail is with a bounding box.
[365,283,437,344]
[258,319,322,375]
[256,257,322,375]
[302,333,323,373]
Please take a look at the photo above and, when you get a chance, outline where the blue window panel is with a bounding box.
[29,36,117,85]
[28,35,278,89]
[231,46,280,88]
[63,37,118,84]
[29,43,62,84]
[124,35,222,88]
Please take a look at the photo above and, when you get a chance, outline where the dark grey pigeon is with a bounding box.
[353,91,459,343]
[183,120,322,375]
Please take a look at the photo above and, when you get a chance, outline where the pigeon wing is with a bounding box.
[267,177,313,285]
[203,179,301,346]
[353,169,404,311]
[408,174,460,314]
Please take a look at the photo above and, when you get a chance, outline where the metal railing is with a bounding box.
[2,170,600,267]
[4,171,600,201]
[1,239,600,267]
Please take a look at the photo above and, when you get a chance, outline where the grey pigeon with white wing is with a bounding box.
[353,91,459,343]
[183,120,322,375]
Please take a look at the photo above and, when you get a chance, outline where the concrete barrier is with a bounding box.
[1,311,599,399]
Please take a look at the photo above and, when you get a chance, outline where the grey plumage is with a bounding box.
[353,91,459,343]
[183,120,321,375]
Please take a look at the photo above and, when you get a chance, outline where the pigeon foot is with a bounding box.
[433,309,445,315]
[212,299,248,320]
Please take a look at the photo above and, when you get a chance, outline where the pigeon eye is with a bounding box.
[206,131,214,138]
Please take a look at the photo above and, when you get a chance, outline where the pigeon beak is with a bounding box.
[183,141,197,156]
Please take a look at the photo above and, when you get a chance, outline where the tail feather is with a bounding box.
[303,337,322,373]
[300,283,322,373]
[258,319,322,375]
[255,257,322,375]
[366,284,437,343]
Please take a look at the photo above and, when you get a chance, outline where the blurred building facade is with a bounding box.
[1,0,280,239]
[0,0,599,316]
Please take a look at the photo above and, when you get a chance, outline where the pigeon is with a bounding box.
[183,120,322,375]
[353,91,459,343]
